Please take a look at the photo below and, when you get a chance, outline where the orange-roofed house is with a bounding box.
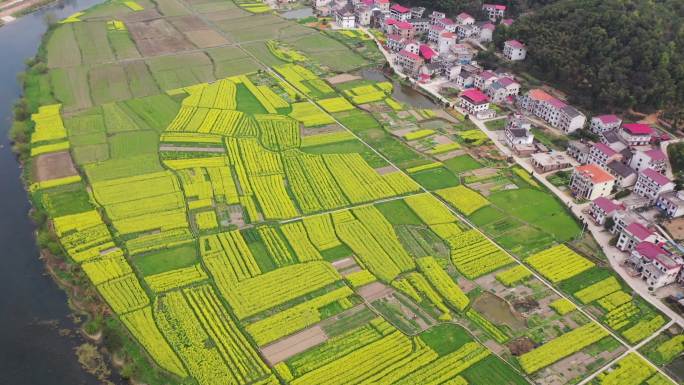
[570,164,616,200]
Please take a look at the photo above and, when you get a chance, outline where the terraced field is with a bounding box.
[17,1,678,385]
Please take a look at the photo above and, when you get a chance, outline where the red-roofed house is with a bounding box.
[427,24,445,43]
[455,12,474,25]
[629,148,667,173]
[620,123,654,146]
[394,49,424,76]
[590,197,624,225]
[459,89,490,115]
[588,142,622,168]
[418,44,436,61]
[501,18,514,26]
[656,191,684,218]
[634,168,674,203]
[393,20,416,39]
[482,3,506,21]
[390,4,411,21]
[474,70,498,90]
[386,34,406,52]
[503,40,526,61]
[570,164,615,200]
[629,241,683,288]
[617,222,656,251]
[437,31,456,54]
[479,22,495,42]
[590,114,622,133]
[518,89,586,133]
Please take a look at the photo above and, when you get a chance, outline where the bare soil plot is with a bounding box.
[663,217,684,240]
[326,73,361,85]
[34,151,78,182]
[184,30,230,48]
[357,282,394,302]
[167,15,209,31]
[127,18,195,56]
[260,325,328,365]
[331,257,357,272]
[375,165,398,175]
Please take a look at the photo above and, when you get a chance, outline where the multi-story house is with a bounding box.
[589,197,624,225]
[455,12,475,25]
[567,140,591,164]
[450,44,474,64]
[606,160,637,188]
[486,77,520,103]
[335,5,356,28]
[437,31,456,55]
[620,123,654,146]
[588,143,621,168]
[386,34,406,52]
[479,22,495,42]
[633,168,674,203]
[629,241,683,288]
[503,40,526,61]
[410,6,425,19]
[429,10,445,24]
[629,148,666,174]
[459,89,490,115]
[482,3,506,21]
[457,23,480,39]
[411,18,430,33]
[355,5,372,26]
[616,222,656,251]
[419,44,436,62]
[570,164,615,200]
[474,70,497,90]
[454,67,476,89]
[558,105,586,133]
[590,114,622,134]
[504,114,534,153]
[531,152,573,173]
[519,89,585,133]
[394,49,424,76]
[389,4,411,21]
[656,191,684,218]
[394,20,415,40]
[435,17,457,32]
[427,24,445,43]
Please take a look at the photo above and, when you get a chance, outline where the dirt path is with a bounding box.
[158,145,225,153]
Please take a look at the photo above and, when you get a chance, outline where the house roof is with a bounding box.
[501,18,514,26]
[479,70,497,80]
[498,77,517,87]
[601,129,621,144]
[548,98,567,109]
[596,114,621,124]
[509,128,528,138]
[419,44,436,60]
[481,22,496,31]
[622,123,654,135]
[396,21,413,29]
[456,12,473,21]
[430,24,445,32]
[593,196,623,213]
[440,31,456,39]
[563,105,583,118]
[644,148,666,161]
[399,50,422,60]
[642,168,671,186]
[387,33,402,41]
[626,223,653,240]
[460,89,489,104]
[528,89,555,102]
[483,3,507,10]
[593,142,617,157]
[390,4,410,13]
[375,0,389,3]
[607,160,635,178]
[385,18,397,25]
[505,39,524,48]
[575,164,615,183]
[440,17,455,25]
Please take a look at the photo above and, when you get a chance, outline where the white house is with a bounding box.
[589,197,624,225]
[437,31,456,55]
[570,164,615,200]
[335,6,356,28]
[567,141,591,164]
[588,143,621,168]
[455,12,474,25]
[656,191,684,218]
[504,115,534,154]
[620,123,654,146]
[479,22,495,42]
[482,3,506,21]
[394,49,424,77]
[590,114,622,134]
[503,40,526,61]
[629,241,683,289]
[633,168,674,203]
[629,148,667,174]
[389,4,411,21]
[616,222,656,252]
[518,89,585,133]
[486,77,520,103]
[606,160,637,188]
[459,89,490,115]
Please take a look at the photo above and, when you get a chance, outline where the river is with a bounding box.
[0,1,108,384]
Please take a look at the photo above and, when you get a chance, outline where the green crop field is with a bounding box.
[16,1,675,385]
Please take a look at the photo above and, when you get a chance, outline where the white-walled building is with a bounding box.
[634,168,674,203]
[606,160,637,188]
[335,6,356,28]
[567,141,591,164]
[518,89,586,133]
[616,222,656,252]
[620,123,654,146]
[629,148,667,174]
[479,22,495,42]
[459,89,490,115]
[455,12,474,25]
[486,77,520,103]
[482,3,506,21]
[394,49,424,76]
[629,242,683,289]
[590,197,624,225]
[503,40,526,61]
[656,191,684,218]
[389,4,411,21]
[437,31,456,55]
[590,114,622,133]
[588,143,621,168]
[570,164,615,200]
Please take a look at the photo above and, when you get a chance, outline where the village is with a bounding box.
[313,0,684,312]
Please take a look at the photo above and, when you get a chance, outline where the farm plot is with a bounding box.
[127,18,195,56]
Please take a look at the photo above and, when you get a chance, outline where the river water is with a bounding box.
[0,1,106,384]
[360,68,438,109]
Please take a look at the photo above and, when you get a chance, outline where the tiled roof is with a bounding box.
[596,114,621,124]
[501,18,514,26]
[634,241,680,269]
[481,22,496,30]
[396,21,413,29]
[527,89,555,101]
[505,39,524,48]
[460,88,489,104]
[626,223,653,240]
[644,148,666,161]
[642,168,671,186]
[456,12,472,21]
[622,123,654,135]
[440,31,456,39]
[390,4,410,13]
[592,196,623,213]
[607,160,635,178]
[593,142,617,157]
[419,44,436,60]
[575,164,615,184]
[483,3,507,10]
